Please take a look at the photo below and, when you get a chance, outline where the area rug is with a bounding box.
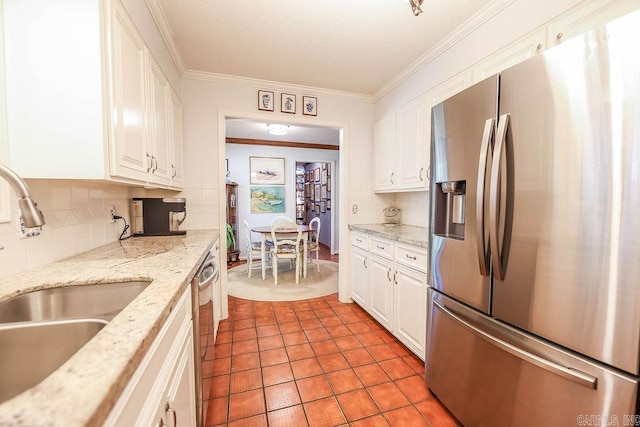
[227,260,339,301]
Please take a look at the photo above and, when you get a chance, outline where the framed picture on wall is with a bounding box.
[327,199,331,210]
[320,201,326,213]
[315,204,320,214]
[303,96,317,116]
[315,168,320,182]
[321,169,328,185]
[314,184,321,201]
[281,93,296,114]
[250,186,286,214]
[258,90,274,111]
[250,156,285,185]
[321,185,327,200]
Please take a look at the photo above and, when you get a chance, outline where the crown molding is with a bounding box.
[182,69,374,103]
[145,0,186,75]
[374,0,515,101]
[145,0,512,103]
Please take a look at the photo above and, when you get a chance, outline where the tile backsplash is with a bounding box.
[0,181,220,280]
[0,180,132,279]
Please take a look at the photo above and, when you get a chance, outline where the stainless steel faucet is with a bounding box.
[0,163,45,228]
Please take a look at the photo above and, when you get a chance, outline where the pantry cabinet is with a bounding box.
[3,0,183,190]
[105,286,195,426]
[350,232,428,359]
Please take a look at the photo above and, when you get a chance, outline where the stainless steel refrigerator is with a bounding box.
[426,10,640,426]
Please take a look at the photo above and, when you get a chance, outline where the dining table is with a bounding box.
[251,224,312,280]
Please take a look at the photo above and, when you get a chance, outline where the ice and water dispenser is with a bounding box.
[434,180,466,240]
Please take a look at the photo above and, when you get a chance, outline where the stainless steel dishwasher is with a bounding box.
[191,248,219,427]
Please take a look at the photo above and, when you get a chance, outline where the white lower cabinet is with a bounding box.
[105,286,195,426]
[394,263,428,358]
[350,246,370,310]
[369,253,394,331]
[350,232,428,360]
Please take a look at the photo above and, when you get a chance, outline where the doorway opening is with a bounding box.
[295,161,336,254]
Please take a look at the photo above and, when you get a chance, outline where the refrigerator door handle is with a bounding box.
[490,114,509,280]
[433,299,598,390]
[476,118,494,276]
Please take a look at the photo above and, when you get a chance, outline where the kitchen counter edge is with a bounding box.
[0,230,219,427]
[348,224,428,249]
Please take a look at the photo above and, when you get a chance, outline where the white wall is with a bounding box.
[180,77,374,303]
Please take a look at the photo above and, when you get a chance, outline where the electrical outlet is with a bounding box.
[109,206,117,223]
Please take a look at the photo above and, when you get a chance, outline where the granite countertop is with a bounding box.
[0,230,218,427]
[348,224,429,249]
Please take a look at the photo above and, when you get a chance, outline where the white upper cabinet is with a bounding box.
[547,0,640,47]
[3,0,183,189]
[146,54,172,186]
[472,28,546,84]
[373,113,396,192]
[169,89,185,188]
[374,95,429,193]
[107,0,149,182]
[396,95,429,190]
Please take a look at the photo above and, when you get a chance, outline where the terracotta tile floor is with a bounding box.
[203,293,460,426]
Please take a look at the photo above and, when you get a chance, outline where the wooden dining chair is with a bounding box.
[270,221,302,285]
[307,217,321,272]
[243,219,269,278]
[270,216,293,227]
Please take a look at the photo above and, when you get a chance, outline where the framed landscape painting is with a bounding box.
[250,157,285,185]
[250,186,286,214]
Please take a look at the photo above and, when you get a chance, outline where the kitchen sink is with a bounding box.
[0,280,151,323]
[0,318,108,403]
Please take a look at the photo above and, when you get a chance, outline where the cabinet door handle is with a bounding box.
[390,172,394,185]
[146,153,153,172]
[393,271,397,285]
[405,254,417,261]
[387,268,391,281]
[376,244,385,250]
[152,156,158,173]
[356,238,362,243]
[171,164,176,178]
[364,257,367,268]
[555,32,563,45]
[165,403,177,427]
[419,167,424,182]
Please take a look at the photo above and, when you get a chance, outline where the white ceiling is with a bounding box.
[153,0,492,96]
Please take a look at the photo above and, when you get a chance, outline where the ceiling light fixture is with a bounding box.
[267,124,289,136]
[409,0,423,16]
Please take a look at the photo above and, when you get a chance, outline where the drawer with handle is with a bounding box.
[370,237,394,259]
[395,243,428,272]
[351,232,369,250]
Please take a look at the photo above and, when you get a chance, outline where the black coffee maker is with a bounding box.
[131,197,187,236]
